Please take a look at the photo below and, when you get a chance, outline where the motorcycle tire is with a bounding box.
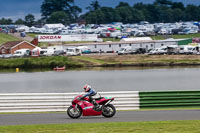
[67,105,82,119]
[102,104,116,118]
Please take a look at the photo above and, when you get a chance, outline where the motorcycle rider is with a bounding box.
[79,84,101,109]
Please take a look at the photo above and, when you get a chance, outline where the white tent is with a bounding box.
[43,23,65,29]
[120,37,152,42]
[16,26,30,32]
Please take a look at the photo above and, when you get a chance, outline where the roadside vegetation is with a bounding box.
[0,120,200,133]
[0,56,83,69]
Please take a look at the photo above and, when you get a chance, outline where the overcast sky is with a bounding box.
[0,0,200,20]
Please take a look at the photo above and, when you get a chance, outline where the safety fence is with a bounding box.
[1,90,200,112]
[0,91,139,112]
[139,90,200,109]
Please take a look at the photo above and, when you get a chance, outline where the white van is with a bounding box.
[149,47,167,55]
[118,46,133,55]
[40,49,55,56]
[179,45,198,54]
[66,47,81,56]
[13,49,31,57]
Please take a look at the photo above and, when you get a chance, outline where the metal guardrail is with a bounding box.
[0,91,139,112]
[1,90,200,112]
[139,90,200,109]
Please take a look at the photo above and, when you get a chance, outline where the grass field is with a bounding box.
[0,120,199,133]
[150,33,200,40]
[0,33,20,44]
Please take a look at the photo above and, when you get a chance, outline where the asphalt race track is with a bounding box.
[0,110,200,126]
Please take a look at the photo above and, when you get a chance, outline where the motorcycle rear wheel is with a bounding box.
[102,104,116,118]
[67,105,82,119]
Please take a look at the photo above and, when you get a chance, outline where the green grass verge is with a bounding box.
[172,33,200,39]
[73,56,106,65]
[27,33,39,38]
[74,56,200,66]
[121,58,200,64]
[150,33,200,40]
[0,33,20,45]
[102,38,121,42]
[0,120,200,133]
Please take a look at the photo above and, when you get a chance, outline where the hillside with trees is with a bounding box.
[0,0,200,26]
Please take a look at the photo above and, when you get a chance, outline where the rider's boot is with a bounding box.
[92,100,101,110]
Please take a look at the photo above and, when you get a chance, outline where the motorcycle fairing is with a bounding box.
[73,100,102,116]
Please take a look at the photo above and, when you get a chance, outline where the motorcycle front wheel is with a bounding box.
[67,105,82,119]
[102,104,116,118]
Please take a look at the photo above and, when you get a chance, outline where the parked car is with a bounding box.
[0,54,4,58]
[118,46,133,55]
[77,46,91,54]
[4,54,13,59]
[39,49,48,56]
[130,48,146,54]
[53,50,66,56]
[82,49,91,54]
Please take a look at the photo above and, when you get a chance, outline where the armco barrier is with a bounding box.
[139,90,200,109]
[0,91,139,113]
[2,90,199,112]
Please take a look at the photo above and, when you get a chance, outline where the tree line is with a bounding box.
[83,0,200,24]
[0,0,200,26]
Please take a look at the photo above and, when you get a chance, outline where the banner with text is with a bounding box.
[38,34,98,42]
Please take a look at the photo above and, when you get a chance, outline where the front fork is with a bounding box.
[105,100,112,105]
[102,100,112,112]
[73,104,78,111]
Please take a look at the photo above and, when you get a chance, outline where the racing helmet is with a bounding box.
[83,84,91,92]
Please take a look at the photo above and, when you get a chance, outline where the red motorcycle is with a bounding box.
[67,94,116,119]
